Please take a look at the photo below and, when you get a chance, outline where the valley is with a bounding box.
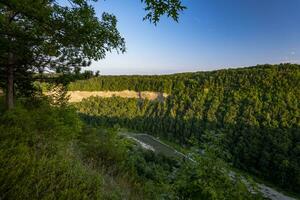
[124,132,298,200]
[1,1,299,199]
[74,64,300,198]
[1,64,299,199]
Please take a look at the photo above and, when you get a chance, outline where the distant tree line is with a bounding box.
[74,64,300,193]
[68,75,174,93]
[56,69,101,83]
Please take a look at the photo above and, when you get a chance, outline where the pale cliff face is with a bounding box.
[46,90,168,103]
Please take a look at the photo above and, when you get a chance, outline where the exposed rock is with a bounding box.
[65,90,168,102]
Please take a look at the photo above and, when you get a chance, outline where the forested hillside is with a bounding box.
[0,97,263,199]
[74,64,300,193]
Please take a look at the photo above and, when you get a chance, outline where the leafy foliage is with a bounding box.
[0,0,125,91]
[142,0,186,25]
[0,100,104,200]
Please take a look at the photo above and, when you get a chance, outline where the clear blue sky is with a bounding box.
[87,0,300,75]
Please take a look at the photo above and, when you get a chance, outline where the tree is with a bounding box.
[0,0,186,109]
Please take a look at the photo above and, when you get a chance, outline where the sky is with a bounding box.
[86,0,300,75]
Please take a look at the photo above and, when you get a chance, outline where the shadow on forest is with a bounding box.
[78,112,300,194]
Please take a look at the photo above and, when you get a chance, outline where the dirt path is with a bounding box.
[124,133,186,159]
[123,132,298,200]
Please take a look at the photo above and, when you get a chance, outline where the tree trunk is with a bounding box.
[6,52,14,110]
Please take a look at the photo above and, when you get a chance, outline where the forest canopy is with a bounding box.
[74,64,300,193]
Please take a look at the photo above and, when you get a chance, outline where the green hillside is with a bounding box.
[0,98,262,199]
[74,64,300,193]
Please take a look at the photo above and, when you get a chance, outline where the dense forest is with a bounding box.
[0,97,263,199]
[74,64,300,193]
